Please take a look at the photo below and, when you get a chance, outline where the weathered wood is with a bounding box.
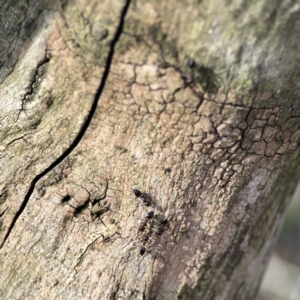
[1,0,300,299]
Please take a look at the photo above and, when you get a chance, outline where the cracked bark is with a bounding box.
[1,0,300,299]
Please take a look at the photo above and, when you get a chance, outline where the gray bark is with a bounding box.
[1,0,300,299]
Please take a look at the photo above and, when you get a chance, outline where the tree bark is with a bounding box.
[1,0,300,299]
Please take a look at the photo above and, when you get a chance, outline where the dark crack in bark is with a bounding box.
[16,50,50,121]
[0,0,131,249]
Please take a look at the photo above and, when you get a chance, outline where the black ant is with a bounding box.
[182,58,196,86]
[139,216,169,256]
[136,210,155,256]
[133,189,152,207]
[155,218,168,236]
[118,209,154,256]
[140,239,149,255]
[132,189,168,255]
[140,231,152,255]
[140,246,147,255]
[140,233,151,256]
[138,210,154,232]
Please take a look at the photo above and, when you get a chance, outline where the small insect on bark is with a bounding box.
[139,217,169,255]
[140,246,146,255]
[187,58,196,69]
[133,189,142,197]
[138,210,156,255]
[133,189,152,207]
[140,234,150,256]
[182,58,196,86]
[139,210,154,232]
[156,218,168,236]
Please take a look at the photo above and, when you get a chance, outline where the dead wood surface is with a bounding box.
[1,0,300,299]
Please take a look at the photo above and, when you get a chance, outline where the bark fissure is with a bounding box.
[2,1,300,299]
[73,234,104,272]
[0,0,131,249]
[17,51,50,121]
[6,133,32,145]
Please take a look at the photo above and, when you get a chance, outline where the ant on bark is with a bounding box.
[139,214,169,256]
[132,189,169,255]
[133,189,152,207]
[138,210,154,232]
[133,189,163,212]
[181,58,196,86]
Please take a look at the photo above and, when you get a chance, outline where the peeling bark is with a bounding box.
[1,0,300,299]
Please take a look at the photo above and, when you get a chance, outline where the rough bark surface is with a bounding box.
[1,0,300,299]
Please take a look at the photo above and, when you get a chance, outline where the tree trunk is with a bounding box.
[1,0,300,299]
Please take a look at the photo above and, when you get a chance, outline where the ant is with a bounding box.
[140,232,152,256]
[133,189,152,207]
[155,218,168,236]
[140,246,147,255]
[140,231,151,255]
[132,189,168,255]
[181,58,196,86]
[138,210,154,232]
[139,216,169,256]
[137,210,155,256]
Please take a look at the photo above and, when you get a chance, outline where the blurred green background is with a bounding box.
[258,184,300,300]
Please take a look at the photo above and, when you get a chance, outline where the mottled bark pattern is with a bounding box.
[1,0,300,299]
